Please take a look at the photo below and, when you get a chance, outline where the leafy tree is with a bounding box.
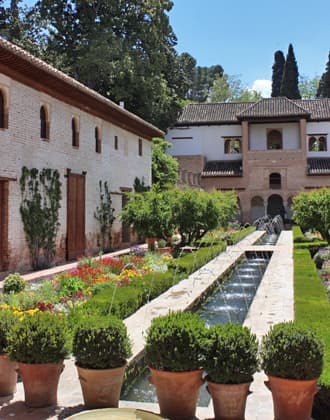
[210,74,262,103]
[172,190,238,245]
[94,180,116,252]
[299,75,319,99]
[152,137,178,190]
[121,189,176,240]
[293,188,330,242]
[188,65,224,102]
[271,50,285,97]
[317,52,330,98]
[280,44,301,99]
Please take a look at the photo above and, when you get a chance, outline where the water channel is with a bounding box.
[122,233,276,406]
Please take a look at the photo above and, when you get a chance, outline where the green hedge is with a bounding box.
[292,226,327,250]
[294,247,330,417]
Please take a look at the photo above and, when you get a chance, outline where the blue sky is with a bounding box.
[17,0,330,95]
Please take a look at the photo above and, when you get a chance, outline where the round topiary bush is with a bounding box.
[203,323,259,384]
[3,273,26,294]
[72,314,132,369]
[6,311,70,364]
[144,311,207,372]
[260,322,324,380]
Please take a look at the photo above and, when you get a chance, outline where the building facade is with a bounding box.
[0,38,163,273]
[166,97,330,222]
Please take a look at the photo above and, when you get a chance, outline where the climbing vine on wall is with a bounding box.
[94,180,116,252]
[20,166,62,270]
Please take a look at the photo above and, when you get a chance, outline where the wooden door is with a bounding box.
[121,193,131,243]
[67,173,86,260]
[0,181,9,271]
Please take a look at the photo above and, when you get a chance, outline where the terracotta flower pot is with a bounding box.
[77,364,126,409]
[206,380,252,420]
[265,375,319,420]
[0,354,17,397]
[148,367,203,420]
[17,361,64,407]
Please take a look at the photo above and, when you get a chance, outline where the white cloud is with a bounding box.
[251,80,272,97]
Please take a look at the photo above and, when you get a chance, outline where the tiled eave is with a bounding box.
[0,38,164,140]
[307,158,330,175]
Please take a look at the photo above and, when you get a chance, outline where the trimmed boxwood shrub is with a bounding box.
[6,311,70,364]
[203,323,259,384]
[144,311,207,372]
[3,273,26,294]
[260,322,324,380]
[73,314,132,369]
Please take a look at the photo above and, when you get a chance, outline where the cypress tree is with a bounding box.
[317,52,330,98]
[280,44,301,99]
[271,50,285,97]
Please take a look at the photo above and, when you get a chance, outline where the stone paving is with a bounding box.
[0,230,294,419]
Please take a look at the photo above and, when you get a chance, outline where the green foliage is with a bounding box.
[293,188,330,243]
[210,74,262,103]
[299,75,320,99]
[294,248,330,386]
[0,310,16,353]
[133,177,150,193]
[271,50,285,97]
[317,52,330,98]
[73,314,132,369]
[56,275,86,298]
[144,311,207,372]
[203,324,259,384]
[20,166,62,269]
[6,311,70,363]
[260,322,324,380]
[173,190,238,245]
[94,180,115,252]
[151,138,178,190]
[3,272,26,294]
[280,44,301,99]
[121,189,176,240]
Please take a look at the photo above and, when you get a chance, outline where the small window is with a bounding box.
[269,172,281,189]
[267,129,282,150]
[40,105,49,140]
[308,135,327,152]
[114,135,118,150]
[95,127,101,153]
[224,138,241,154]
[138,138,143,156]
[72,117,79,148]
[0,89,8,129]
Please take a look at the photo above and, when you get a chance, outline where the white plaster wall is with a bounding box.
[306,121,330,157]
[0,76,152,270]
[249,122,300,150]
[166,124,242,160]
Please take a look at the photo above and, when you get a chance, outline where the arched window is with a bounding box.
[95,127,101,153]
[72,117,79,148]
[0,89,8,129]
[308,135,328,151]
[224,138,241,154]
[269,172,281,189]
[40,105,49,140]
[267,130,282,150]
[319,136,327,151]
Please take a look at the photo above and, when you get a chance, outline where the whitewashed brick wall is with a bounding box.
[0,75,152,272]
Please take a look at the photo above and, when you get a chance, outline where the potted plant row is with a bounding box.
[144,312,324,420]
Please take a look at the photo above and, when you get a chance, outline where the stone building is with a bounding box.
[166,97,330,222]
[0,38,163,273]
